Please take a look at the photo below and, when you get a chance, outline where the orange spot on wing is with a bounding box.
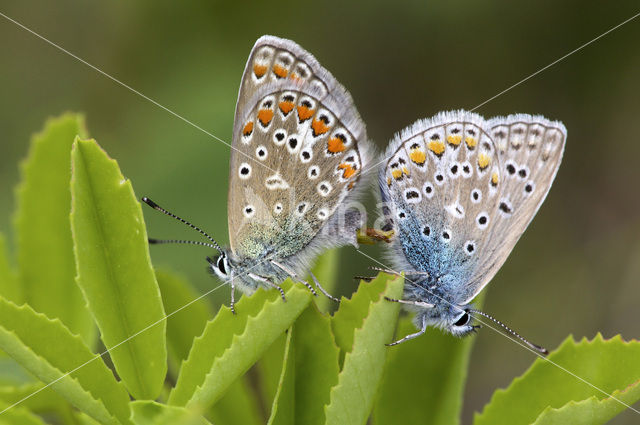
[387,177,392,186]
[297,105,314,121]
[258,109,274,126]
[477,153,490,170]
[409,149,426,165]
[391,169,403,180]
[273,64,288,78]
[338,163,356,179]
[465,136,477,149]
[428,140,445,156]
[279,101,294,115]
[253,64,267,78]
[348,181,355,190]
[447,135,462,146]
[327,137,346,153]
[289,72,301,81]
[312,118,330,136]
[402,166,410,176]
[491,172,499,186]
[243,121,254,136]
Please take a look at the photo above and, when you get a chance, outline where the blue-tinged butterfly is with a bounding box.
[143,36,373,312]
[378,110,566,352]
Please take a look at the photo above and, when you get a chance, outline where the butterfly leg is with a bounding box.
[369,267,430,280]
[270,261,319,297]
[298,279,319,297]
[230,272,237,315]
[309,271,339,302]
[354,275,376,282]
[268,281,287,302]
[250,272,287,302]
[386,315,428,347]
[369,266,401,276]
[384,297,434,308]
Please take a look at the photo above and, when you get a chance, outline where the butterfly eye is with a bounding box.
[454,312,470,327]
[216,256,227,275]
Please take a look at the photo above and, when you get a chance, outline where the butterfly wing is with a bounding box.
[228,38,369,264]
[380,111,501,298]
[460,114,566,303]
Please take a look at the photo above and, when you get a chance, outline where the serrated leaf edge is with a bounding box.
[0,326,120,425]
[324,275,403,424]
[475,332,640,421]
[71,138,167,399]
[169,287,282,405]
[0,301,130,425]
[186,285,310,408]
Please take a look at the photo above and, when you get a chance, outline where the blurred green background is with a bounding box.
[1,0,639,422]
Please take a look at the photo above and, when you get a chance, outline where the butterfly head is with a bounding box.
[420,302,478,337]
[447,308,476,337]
[207,252,231,281]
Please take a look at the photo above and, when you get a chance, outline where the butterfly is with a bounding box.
[144,35,372,312]
[378,110,566,351]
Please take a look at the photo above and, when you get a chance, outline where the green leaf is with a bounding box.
[309,249,339,312]
[373,293,484,425]
[0,299,131,425]
[266,328,294,425]
[13,114,94,344]
[0,356,32,387]
[131,400,212,425]
[208,376,263,425]
[252,304,338,424]
[156,269,212,376]
[324,274,404,425]
[292,305,340,425]
[0,383,69,415]
[70,138,167,400]
[255,333,288,413]
[331,275,397,356]
[0,401,47,425]
[475,333,640,425]
[0,234,19,303]
[169,283,312,409]
[73,411,103,425]
[0,382,80,424]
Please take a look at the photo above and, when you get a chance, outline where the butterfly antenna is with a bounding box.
[469,309,549,356]
[148,238,219,250]
[141,197,223,254]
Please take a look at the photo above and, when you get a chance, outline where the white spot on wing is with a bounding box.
[243,205,255,218]
[265,173,289,190]
[446,203,465,219]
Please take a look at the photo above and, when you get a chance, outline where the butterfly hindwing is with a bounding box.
[460,114,566,303]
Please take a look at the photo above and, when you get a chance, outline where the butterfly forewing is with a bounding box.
[235,36,354,130]
[461,115,566,303]
[228,80,367,259]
